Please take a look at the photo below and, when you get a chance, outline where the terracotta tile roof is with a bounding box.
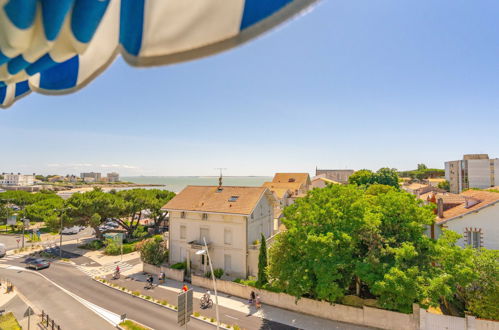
[419,192,467,205]
[162,186,269,215]
[403,183,429,191]
[312,177,341,185]
[263,181,302,193]
[437,190,499,223]
[269,187,291,199]
[272,173,311,185]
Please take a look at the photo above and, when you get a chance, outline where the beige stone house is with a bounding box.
[162,185,276,279]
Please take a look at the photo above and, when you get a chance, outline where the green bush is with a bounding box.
[213,268,224,279]
[135,237,168,266]
[171,262,186,270]
[104,239,120,255]
[79,240,104,250]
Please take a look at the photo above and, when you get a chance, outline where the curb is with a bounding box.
[117,318,153,330]
[93,277,232,330]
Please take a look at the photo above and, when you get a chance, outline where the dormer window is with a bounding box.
[202,213,208,220]
[180,211,186,218]
[228,196,239,202]
[288,178,295,182]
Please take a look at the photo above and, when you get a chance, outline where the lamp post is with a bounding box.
[55,208,69,258]
[195,238,220,330]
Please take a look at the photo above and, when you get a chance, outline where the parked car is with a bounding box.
[0,244,6,258]
[105,222,119,228]
[61,227,78,235]
[26,259,50,270]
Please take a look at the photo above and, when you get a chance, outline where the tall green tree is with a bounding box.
[349,168,399,188]
[65,189,125,238]
[267,184,436,312]
[257,233,268,287]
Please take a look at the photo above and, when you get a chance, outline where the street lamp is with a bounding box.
[195,238,220,330]
[55,207,70,258]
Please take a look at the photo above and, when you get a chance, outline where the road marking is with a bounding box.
[225,314,239,320]
[3,266,121,326]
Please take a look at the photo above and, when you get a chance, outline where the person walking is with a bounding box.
[249,291,256,305]
[255,294,261,309]
[159,271,165,284]
[182,284,188,292]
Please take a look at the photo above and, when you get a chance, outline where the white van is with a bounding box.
[0,243,6,258]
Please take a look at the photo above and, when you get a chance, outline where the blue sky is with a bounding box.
[1,0,498,176]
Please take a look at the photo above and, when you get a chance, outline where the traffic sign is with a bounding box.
[23,307,34,317]
[177,289,193,327]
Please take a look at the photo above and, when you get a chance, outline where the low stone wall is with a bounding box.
[191,275,416,330]
[476,318,499,330]
[142,263,161,274]
[162,266,184,282]
[142,263,185,282]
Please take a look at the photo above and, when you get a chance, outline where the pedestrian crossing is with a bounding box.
[76,261,134,277]
[0,253,31,263]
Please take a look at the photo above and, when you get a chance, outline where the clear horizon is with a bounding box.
[2,0,498,176]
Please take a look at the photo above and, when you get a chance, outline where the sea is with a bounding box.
[121,176,272,193]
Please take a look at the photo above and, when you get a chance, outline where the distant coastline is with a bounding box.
[122,176,272,193]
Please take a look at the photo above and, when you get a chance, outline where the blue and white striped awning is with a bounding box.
[0,0,316,108]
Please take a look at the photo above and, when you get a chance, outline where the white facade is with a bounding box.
[167,194,274,279]
[1,173,34,186]
[445,155,498,193]
[439,202,499,250]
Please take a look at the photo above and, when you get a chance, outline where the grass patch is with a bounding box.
[0,312,21,330]
[119,319,149,330]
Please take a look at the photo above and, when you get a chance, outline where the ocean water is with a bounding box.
[121,176,272,193]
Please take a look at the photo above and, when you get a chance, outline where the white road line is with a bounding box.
[3,266,121,326]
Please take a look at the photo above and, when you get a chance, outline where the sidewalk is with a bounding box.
[105,272,372,330]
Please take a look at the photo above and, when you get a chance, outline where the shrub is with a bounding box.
[104,239,120,255]
[210,318,215,323]
[233,278,242,283]
[193,312,200,317]
[79,239,104,250]
[160,300,168,305]
[171,262,186,270]
[135,238,168,266]
[132,291,140,296]
[145,296,151,300]
[213,268,224,279]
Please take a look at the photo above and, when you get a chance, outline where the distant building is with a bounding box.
[402,182,444,196]
[445,154,499,193]
[163,185,276,279]
[311,176,341,189]
[107,172,120,182]
[80,172,101,182]
[1,173,35,186]
[423,190,499,250]
[315,168,354,184]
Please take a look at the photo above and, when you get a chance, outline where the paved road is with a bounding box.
[1,260,209,330]
[0,226,94,251]
[0,267,115,330]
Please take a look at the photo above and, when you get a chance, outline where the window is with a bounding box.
[202,213,208,220]
[200,228,209,242]
[224,228,232,245]
[228,196,239,202]
[467,230,481,248]
[180,225,186,240]
[180,211,186,219]
[224,254,232,272]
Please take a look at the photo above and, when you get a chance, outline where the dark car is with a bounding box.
[24,256,38,264]
[26,258,50,270]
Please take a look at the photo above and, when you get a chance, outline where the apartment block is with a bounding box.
[445,154,499,193]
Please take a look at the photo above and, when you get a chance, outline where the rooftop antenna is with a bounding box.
[215,168,227,189]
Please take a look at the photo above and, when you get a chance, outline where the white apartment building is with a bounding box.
[1,173,35,186]
[163,185,275,279]
[107,172,120,182]
[445,154,499,193]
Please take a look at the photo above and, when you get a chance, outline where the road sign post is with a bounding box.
[177,289,193,329]
[24,306,34,330]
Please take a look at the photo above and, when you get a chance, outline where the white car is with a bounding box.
[0,243,6,258]
[61,226,80,235]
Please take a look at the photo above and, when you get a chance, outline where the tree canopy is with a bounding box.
[267,184,498,317]
[348,168,399,188]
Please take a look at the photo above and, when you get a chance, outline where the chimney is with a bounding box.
[437,198,444,218]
